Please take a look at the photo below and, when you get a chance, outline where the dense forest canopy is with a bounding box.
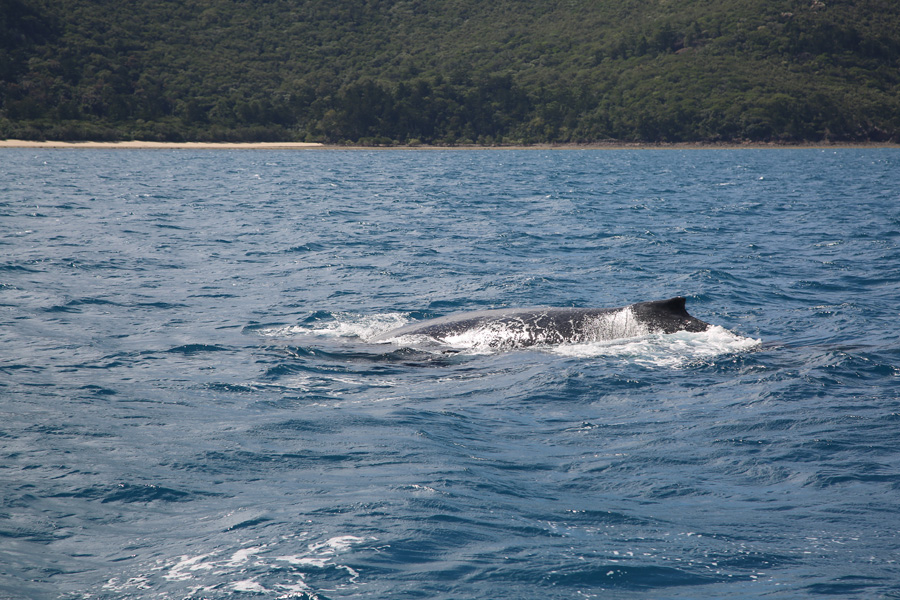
[1,0,899,144]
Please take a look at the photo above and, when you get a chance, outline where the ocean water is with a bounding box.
[1,148,898,599]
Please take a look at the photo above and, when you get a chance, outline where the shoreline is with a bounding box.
[1,139,897,150]
[0,140,326,149]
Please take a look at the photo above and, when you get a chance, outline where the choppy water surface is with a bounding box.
[1,148,899,599]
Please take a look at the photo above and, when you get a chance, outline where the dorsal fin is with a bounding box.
[630,297,708,333]
[654,296,688,317]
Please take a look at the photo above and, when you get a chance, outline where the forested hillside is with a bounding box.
[2,0,899,144]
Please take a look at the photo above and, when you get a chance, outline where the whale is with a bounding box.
[371,297,711,349]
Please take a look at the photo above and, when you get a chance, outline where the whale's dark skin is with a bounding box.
[371,297,710,348]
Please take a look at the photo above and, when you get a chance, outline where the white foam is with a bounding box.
[553,325,761,367]
[231,579,270,593]
[162,553,213,581]
[224,546,264,566]
[442,320,535,349]
[258,312,410,340]
[309,535,368,553]
[276,556,330,568]
[276,581,316,596]
[103,532,378,598]
[582,307,651,340]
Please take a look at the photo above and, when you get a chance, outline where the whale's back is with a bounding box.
[371,297,710,348]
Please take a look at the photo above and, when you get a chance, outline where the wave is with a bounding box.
[100,533,375,598]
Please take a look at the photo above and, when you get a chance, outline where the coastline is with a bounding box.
[0,140,325,149]
[1,139,897,150]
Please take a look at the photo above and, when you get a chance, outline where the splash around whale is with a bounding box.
[371,297,712,350]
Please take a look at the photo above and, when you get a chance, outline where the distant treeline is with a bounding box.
[2,0,899,144]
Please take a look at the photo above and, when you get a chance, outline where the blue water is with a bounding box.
[1,148,899,599]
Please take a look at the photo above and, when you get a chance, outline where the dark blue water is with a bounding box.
[2,148,899,599]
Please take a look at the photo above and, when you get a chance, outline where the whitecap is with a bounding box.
[259,312,410,340]
[309,535,369,553]
[231,579,270,592]
[553,325,761,367]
